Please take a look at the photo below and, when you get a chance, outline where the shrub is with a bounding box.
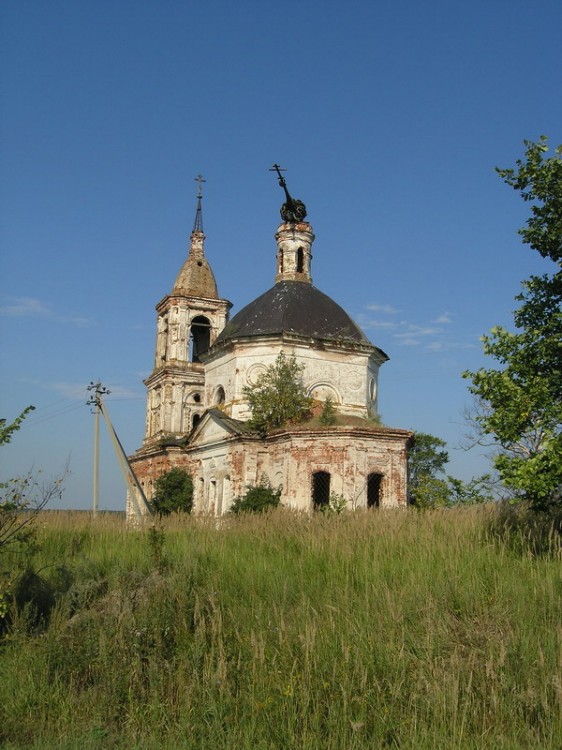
[243,352,312,433]
[486,500,562,557]
[320,493,347,514]
[230,477,281,514]
[152,468,193,516]
[1,407,67,636]
[319,397,337,426]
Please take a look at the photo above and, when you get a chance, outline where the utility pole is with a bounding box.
[87,381,110,517]
[86,381,151,521]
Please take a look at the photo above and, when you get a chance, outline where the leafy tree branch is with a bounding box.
[464,137,562,511]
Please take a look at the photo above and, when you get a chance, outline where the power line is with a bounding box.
[19,389,143,429]
[29,392,88,412]
[25,401,86,427]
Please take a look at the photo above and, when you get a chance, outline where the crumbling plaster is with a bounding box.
[203,336,385,421]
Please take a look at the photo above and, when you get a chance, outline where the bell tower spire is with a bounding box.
[141,175,231,443]
[173,174,216,296]
[193,174,205,233]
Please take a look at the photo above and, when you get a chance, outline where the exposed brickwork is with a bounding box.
[129,421,412,517]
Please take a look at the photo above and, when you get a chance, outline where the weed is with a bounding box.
[147,524,166,571]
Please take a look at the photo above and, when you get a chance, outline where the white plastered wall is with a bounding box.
[203,337,383,421]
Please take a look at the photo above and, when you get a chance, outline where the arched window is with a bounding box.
[215,386,225,405]
[189,316,211,363]
[367,473,383,508]
[192,413,202,430]
[296,247,304,273]
[312,471,330,509]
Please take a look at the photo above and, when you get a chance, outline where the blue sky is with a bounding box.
[1,0,561,511]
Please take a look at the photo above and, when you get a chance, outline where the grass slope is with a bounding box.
[0,508,561,749]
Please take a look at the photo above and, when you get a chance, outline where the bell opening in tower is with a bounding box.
[189,315,211,362]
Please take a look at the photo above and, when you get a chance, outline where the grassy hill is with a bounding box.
[0,508,560,749]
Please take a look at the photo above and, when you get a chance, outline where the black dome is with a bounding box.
[215,281,373,346]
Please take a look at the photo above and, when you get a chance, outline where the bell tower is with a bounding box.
[143,176,231,443]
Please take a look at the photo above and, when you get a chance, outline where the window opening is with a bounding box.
[312,471,330,509]
[192,413,202,429]
[215,386,225,405]
[367,473,383,508]
[296,247,304,273]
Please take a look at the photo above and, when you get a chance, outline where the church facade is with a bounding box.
[128,176,412,517]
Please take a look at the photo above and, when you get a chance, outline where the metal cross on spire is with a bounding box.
[192,174,206,232]
[195,173,206,198]
[269,164,307,223]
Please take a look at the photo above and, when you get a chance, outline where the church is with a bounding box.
[128,170,412,517]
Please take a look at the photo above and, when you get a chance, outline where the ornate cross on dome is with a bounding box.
[270,164,307,223]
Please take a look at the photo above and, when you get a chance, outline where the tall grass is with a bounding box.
[0,508,560,749]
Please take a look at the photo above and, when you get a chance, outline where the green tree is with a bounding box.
[243,352,313,433]
[408,432,492,508]
[407,432,450,508]
[464,137,562,511]
[152,467,193,516]
[230,476,281,514]
[410,475,452,509]
[446,475,493,506]
[408,433,449,487]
